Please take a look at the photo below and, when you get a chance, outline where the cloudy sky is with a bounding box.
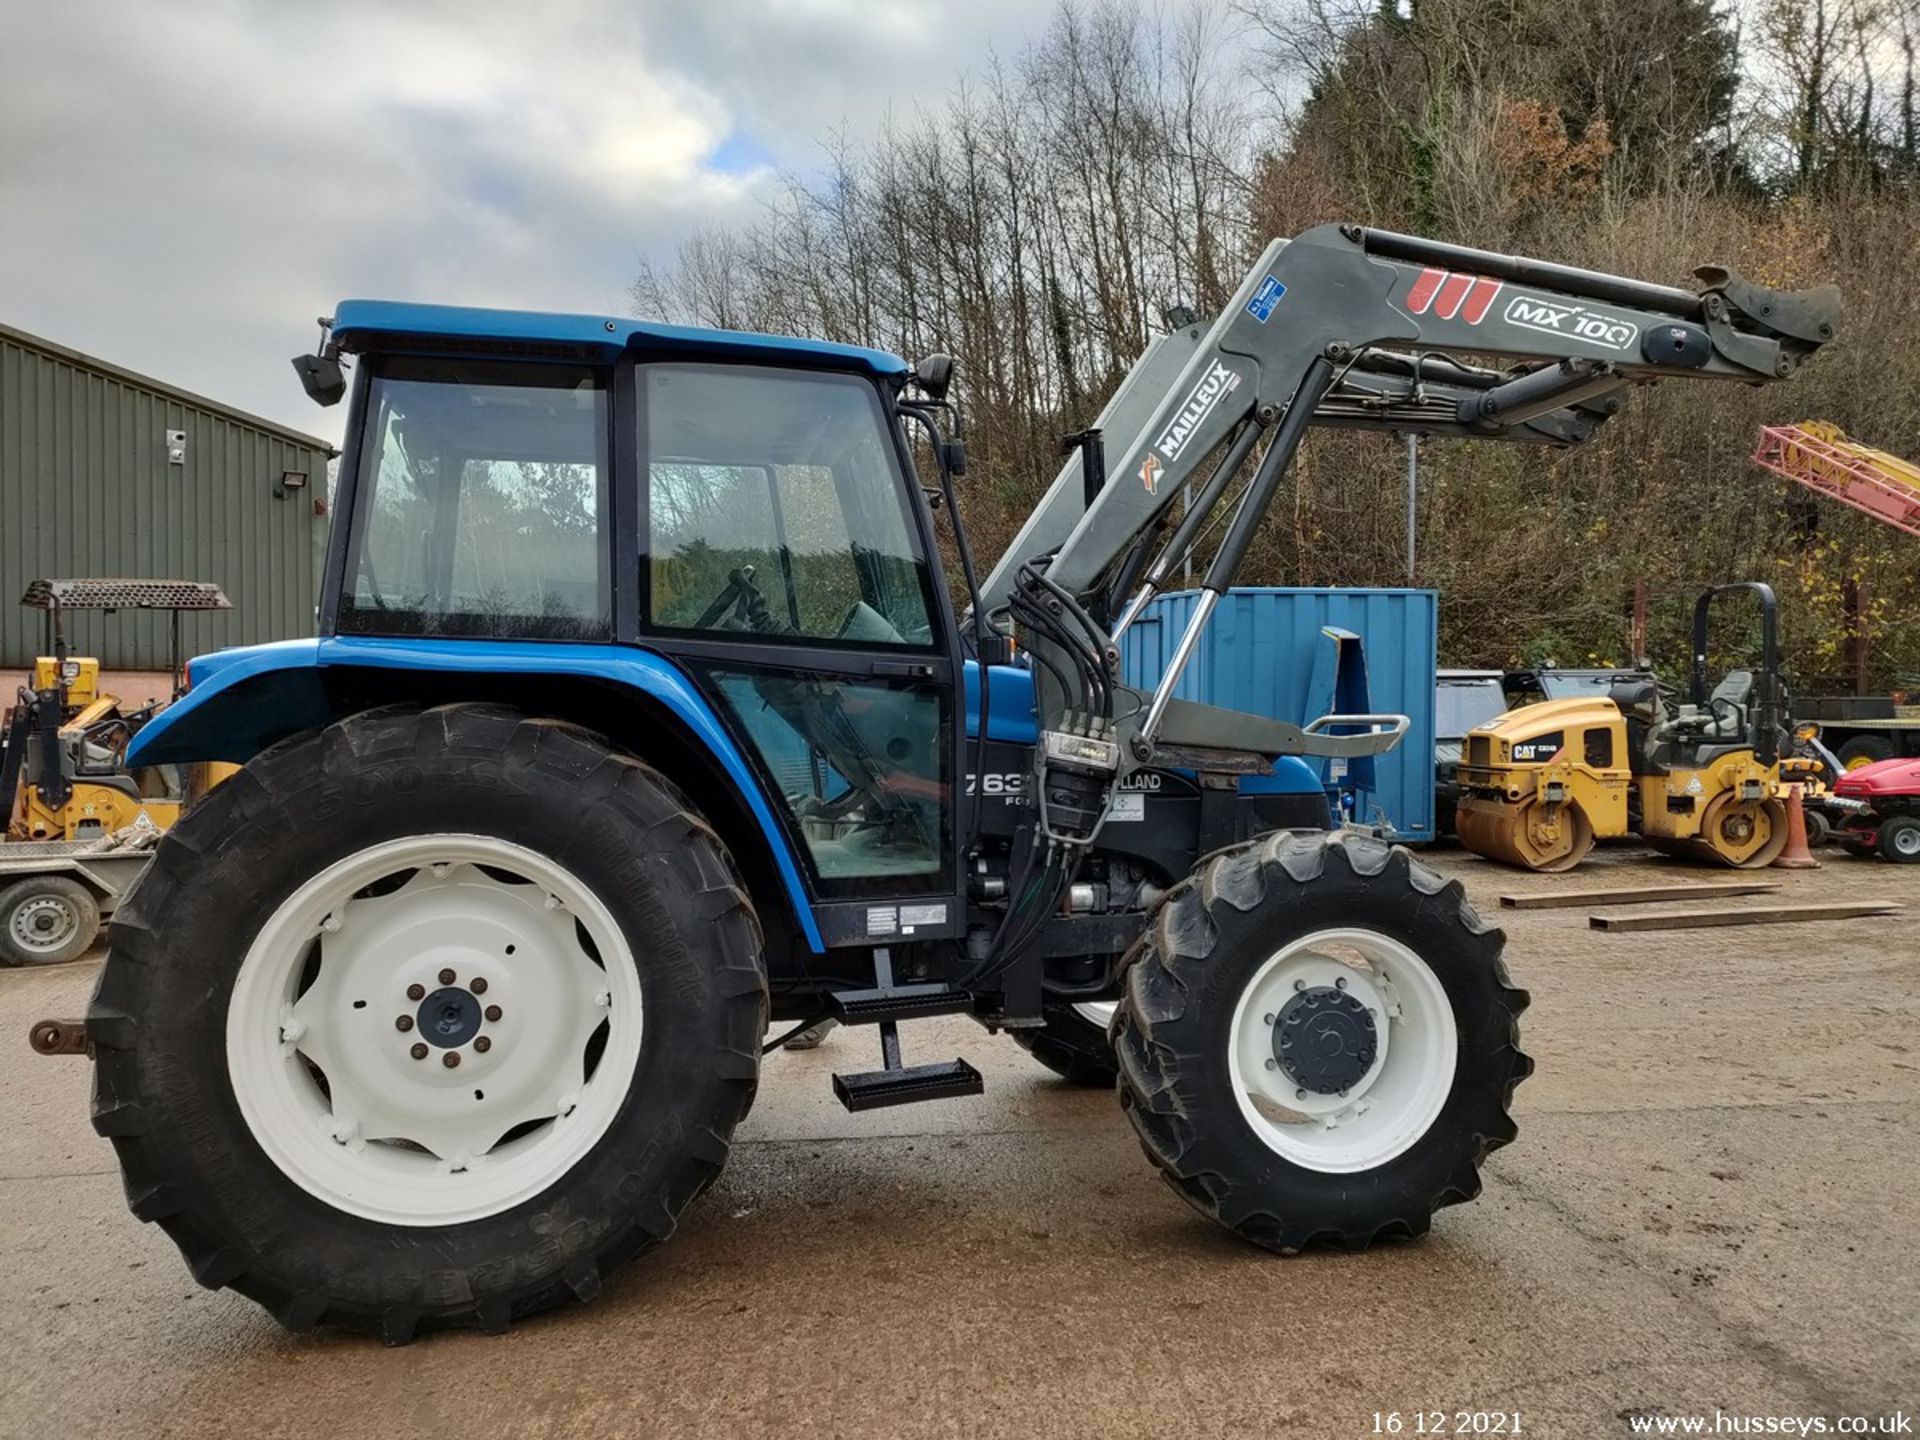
[0,0,1094,445]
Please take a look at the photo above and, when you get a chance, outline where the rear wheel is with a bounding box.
[0,875,100,965]
[1009,999,1118,1085]
[1114,832,1529,1252]
[1878,815,1920,864]
[1801,806,1832,848]
[1700,793,1788,868]
[87,705,766,1340]
[1838,736,1895,772]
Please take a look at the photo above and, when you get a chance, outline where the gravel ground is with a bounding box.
[1,842,1914,1438]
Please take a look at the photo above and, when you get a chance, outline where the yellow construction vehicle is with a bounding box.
[1456,583,1793,870]
[2,579,235,843]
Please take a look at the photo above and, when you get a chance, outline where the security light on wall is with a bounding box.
[276,470,308,498]
[165,430,186,465]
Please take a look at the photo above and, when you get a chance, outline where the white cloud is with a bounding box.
[0,0,1065,441]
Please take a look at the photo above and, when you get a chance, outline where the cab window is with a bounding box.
[340,359,609,640]
[643,364,934,648]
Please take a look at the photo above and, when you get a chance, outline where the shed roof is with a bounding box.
[0,322,338,456]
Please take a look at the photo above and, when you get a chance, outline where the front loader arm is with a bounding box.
[1006,222,1837,847]
[1042,223,1835,601]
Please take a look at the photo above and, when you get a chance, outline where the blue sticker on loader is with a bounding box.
[1245,275,1287,323]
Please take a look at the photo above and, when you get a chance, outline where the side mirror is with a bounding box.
[292,353,347,407]
[944,438,967,477]
[912,353,954,402]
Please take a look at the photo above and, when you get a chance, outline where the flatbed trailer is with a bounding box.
[0,833,155,964]
[1798,695,1920,769]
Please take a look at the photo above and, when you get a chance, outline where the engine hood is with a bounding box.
[1833,755,1920,797]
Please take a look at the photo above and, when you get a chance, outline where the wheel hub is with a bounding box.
[1274,985,1378,1095]
[418,986,483,1049]
[10,896,77,951]
[227,836,642,1227]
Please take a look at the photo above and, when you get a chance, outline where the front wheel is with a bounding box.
[1114,832,1529,1252]
[1879,815,1920,864]
[87,705,767,1340]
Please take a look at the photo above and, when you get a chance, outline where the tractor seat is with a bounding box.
[1699,669,1753,739]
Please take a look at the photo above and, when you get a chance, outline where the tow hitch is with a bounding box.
[28,1017,90,1057]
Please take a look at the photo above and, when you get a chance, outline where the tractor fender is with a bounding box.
[126,635,824,951]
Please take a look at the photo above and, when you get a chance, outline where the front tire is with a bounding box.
[87,705,766,1340]
[1879,815,1920,864]
[1114,831,1529,1252]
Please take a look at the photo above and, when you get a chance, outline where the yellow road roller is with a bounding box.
[1456,583,1792,871]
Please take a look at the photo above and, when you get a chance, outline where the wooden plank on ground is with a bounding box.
[1588,902,1902,932]
[1500,881,1782,910]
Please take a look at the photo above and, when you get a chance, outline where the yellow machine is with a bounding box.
[1456,583,1792,871]
[3,579,236,843]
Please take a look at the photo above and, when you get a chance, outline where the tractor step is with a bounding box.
[826,950,984,1112]
[826,983,972,1024]
[832,1057,984,1112]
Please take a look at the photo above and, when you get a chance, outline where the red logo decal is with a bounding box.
[1139,454,1163,494]
[1404,267,1502,324]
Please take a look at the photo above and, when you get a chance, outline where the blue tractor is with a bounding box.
[63,226,1835,1338]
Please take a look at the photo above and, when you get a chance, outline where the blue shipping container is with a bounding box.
[1122,588,1438,840]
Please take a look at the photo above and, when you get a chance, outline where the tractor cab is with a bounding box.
[297,303,969,945]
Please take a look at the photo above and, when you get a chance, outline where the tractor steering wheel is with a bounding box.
[1707,695,1742,733]
[691,566,762,631]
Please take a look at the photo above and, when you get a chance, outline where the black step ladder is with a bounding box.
[827,949,983,1112]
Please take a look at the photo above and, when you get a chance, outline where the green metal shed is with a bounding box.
[0,323,338,670]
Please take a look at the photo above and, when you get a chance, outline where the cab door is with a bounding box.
[625,359,963,948]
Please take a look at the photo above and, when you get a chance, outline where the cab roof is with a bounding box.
[329,299,910,381]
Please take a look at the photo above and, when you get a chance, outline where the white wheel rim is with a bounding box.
[1071,1001,1116,1029]
[9,893,81,955]
[227,834,643,1227]
[1896,826,1920,857]
[1227,927,1457,1173]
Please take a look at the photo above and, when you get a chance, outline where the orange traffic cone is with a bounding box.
[1773,783,1820,869]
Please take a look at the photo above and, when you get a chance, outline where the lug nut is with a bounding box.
[471,977,488,995]
[410,1042,429,1060]
[484,1005,502,1023]
[406,983,425,1001]
[395,1015,414,1032]
[1335,976,1348,990]
[474,1036,492,1053]
[443,1052,461,1069]
[439,968,456,985]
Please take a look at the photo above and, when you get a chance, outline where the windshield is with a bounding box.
[1540,672,1638,700]
[340,359,609,640]
[1436,681,1508,738]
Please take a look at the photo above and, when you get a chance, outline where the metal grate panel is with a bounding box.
[20,577,234,612]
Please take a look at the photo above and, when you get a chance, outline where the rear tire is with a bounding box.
[1878,815,1920,864]
[0,875,100,965]
[1838,736,1895,771]
[1009,1000,1119,1085]
[87,704,767,1340]
[1802,807,1832,848]
[1114,831,1529,1252]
